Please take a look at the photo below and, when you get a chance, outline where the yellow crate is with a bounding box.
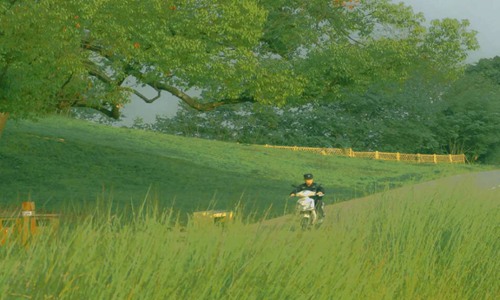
[192,210,234,225]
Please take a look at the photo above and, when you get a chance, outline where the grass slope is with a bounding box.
[0,116,491,218]
[0,116,498,298]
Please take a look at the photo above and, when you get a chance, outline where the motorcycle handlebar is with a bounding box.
[290,191,324,197]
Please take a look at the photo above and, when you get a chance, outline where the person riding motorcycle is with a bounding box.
[290,173,325,222]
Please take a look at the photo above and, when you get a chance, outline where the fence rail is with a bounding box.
[263,145,466,164]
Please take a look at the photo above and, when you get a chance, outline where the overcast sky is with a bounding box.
[118,0,500,125]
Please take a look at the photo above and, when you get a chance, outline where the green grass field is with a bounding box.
[0,116,492,219]
[0,116,498,298]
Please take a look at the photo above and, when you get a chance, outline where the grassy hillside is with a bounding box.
[1,116,498,298]
[0,116,491,218]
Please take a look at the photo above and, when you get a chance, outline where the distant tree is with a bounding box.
[466,56,500,84]
[435,58,500,162]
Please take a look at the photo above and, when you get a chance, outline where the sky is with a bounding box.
[118,0,500,125]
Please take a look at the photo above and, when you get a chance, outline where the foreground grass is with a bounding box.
[0,116,491,219]
[0,181,498,299]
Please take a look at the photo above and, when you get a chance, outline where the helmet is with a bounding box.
[303,173,313,180]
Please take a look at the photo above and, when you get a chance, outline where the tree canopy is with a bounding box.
[0,0,478,119]
[143,56,500,163]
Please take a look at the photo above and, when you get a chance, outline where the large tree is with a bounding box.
[0,0,478,129]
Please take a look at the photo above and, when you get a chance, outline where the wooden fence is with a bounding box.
[1,202,60,246]
[263,145,466,164]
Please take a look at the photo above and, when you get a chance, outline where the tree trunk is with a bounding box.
[0,112,9,138]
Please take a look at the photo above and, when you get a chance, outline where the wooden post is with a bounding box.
[0,112,9,138]
[21,202,36,244]
[375,151,379,160]
[0,220,6,246]
[1,202,60,247]
[396,152,400,161]
[449,154,453,163]
[417,154,421,163]
[433,154,437,164]
[348,148,354,157]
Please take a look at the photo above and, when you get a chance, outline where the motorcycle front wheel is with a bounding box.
[300,216,310,230]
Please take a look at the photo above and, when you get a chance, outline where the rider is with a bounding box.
[290,173,326,222]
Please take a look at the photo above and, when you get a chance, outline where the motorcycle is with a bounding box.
[293,190,317,230]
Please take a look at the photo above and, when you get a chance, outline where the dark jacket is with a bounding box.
[290,182,325,202]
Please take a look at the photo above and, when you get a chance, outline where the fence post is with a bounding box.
[449,154,453,163]
[433,154,437,164]
[348,148,354,157]
[417,153,421,163]
[375,151,379,160]
[396,152,400,161]
[21,201,36,245]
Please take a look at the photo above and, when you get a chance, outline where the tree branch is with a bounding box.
[0,64,9,84]
[132,88,161,103]
[145,79,255,111]
[84,60,113,84]
[72,103,121,119]
[60,73,74,90]
[81,39,256,111]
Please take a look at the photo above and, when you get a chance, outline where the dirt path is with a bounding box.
[465,169,500,190]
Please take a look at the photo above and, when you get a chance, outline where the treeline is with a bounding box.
[134,57,500,164]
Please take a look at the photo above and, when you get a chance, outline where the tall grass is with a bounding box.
[0,181,498,299]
